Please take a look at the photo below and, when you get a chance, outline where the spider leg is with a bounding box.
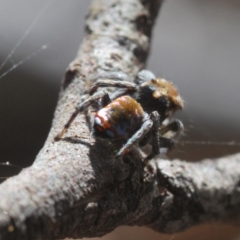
[88,71,129,82]
[55,91,111,141]
[147,111,161,159]
[89,79,137,95]
[160,119,184,139]
[145,137,175,161]
[145,119,184,161]
[115,118,153,158]
[88,70,155,98]
[81,72,130,98]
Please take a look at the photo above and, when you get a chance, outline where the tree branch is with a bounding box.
[148,154,240,232]
[0,0,240,240]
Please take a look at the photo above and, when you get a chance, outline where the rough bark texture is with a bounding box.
[0,0,240,240]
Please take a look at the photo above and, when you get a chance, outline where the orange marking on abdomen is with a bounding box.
[94,96,145,138]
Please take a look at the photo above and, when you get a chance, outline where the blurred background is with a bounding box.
[0,0,239,239]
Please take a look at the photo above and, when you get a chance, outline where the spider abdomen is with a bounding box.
[94,96,144,138]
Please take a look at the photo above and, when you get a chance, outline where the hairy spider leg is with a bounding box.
[148,111,161,158]
[88,70,157,99]
[144,137,176,162]
[55,91,111,141]
[87,71,129,83]
[144,119,184,161]
[89,79,137,95]
[159,120,184,138]
[87,69,155,91]
[115,118,153,158]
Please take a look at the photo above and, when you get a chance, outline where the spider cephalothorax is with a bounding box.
[55,70,184,160]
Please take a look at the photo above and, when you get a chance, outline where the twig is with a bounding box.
[0,0,163,239]
[0,0,240,240]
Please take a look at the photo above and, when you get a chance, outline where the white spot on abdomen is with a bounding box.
[97,108,109,122]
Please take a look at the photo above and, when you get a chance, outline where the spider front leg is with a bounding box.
[146,111,161,160]
[89,79,137,95]
[88,71,129,83]
[88,69,156,95]
[115,118,153,158]
[145,137,175,161]
[80,71,132,101]
[54,91,111,141]
[145,119,184,160]
[160,119,184,139]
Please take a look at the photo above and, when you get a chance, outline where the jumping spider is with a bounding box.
[55,70,184,160]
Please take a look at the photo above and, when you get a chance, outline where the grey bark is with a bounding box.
[0,0,240,239]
